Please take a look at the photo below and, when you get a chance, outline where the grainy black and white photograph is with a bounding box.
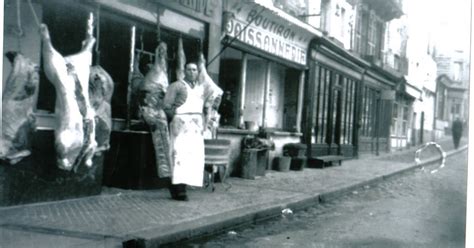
[0,0,471,247]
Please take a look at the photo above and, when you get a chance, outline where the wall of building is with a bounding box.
[405,53,437,144]
[307,0,354,49]
[383,16,408,72]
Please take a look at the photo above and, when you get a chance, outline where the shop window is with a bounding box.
[217,48,300,131]
[36,1,203,120]
[360,86,379,137]
[391,102,398,134]
[402,105,409,135]
[218,47,241,127]
[244,54,267,127]
[312,65,356,144]
[314,66,331,143]
[282,66,300,131]
[341,78,356,144]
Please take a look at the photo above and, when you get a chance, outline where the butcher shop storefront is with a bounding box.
[1,0,222,206]
[216,0,317,176]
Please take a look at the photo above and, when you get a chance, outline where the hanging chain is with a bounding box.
[27,0,41,28]
[15,0,23,51]
[156,7,161,43]
[95,5,101,65]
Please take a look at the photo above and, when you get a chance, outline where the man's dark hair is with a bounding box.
[185,61,199,67]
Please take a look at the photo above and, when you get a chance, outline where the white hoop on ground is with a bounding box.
[414,142,446,173]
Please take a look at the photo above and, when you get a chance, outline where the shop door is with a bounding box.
[359,87,382,154]
[329,86,343,155]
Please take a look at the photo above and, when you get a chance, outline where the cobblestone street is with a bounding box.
[187,150,467,248]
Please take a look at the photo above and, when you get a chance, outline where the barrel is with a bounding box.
[204,139,231,182]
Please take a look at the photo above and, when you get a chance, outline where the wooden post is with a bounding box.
[304,61,319,158]
[262,61,271,128]
[325,71,334,146]
[296,70,305,133]
[126,25,136,130]
[238,53,248,128]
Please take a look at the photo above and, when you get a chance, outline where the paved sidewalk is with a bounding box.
[0,138,468,248]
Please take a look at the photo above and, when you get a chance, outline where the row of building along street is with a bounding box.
[1,0,470,230]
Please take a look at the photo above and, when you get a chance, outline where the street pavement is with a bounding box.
[192,148,468,247]
[0,137,468,248]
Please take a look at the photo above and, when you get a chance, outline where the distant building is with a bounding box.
[433,49,469,136]
[405,53,437,145]
[301,0,407,157]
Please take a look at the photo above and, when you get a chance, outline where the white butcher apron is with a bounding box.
[170,81,205,186]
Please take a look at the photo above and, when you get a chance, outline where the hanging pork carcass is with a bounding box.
[138,42,172,178]
[197,53,223,137]
[40,19,97,172]
[128,54,145,121]
[1,52,40,164]
[89,65,114,153]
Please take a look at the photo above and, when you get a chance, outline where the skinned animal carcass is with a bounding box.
[128,54,145,121]
[40,22,97,172]
[89,65,114,153]
[197,53,223,138]
[139,42,172,178]
[1,52,40,164]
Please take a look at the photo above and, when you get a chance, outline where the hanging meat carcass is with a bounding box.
[197,53,223,138]
[1,52,40,164]
[138,42,172,178]
[89,65,114,153]
[40,19,97,171]
[128,54,145,121]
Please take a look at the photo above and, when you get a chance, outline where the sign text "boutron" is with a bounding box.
[225,11,307,65]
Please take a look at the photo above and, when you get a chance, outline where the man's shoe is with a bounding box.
[171,194,188,201]
[176,194,189,201]
[168,185,178,199]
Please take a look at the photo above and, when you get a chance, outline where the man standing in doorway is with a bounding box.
[451,118,463,149]
[163,62,205,201]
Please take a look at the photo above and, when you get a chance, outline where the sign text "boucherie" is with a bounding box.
[224,9,307,65]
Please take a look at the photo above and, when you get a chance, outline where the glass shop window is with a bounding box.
[312,65,356,144]
[36,1,203,120]
[281,66,300,131]
[217,48,299,131]
[218,47,242,128]
[360,86,378,137]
